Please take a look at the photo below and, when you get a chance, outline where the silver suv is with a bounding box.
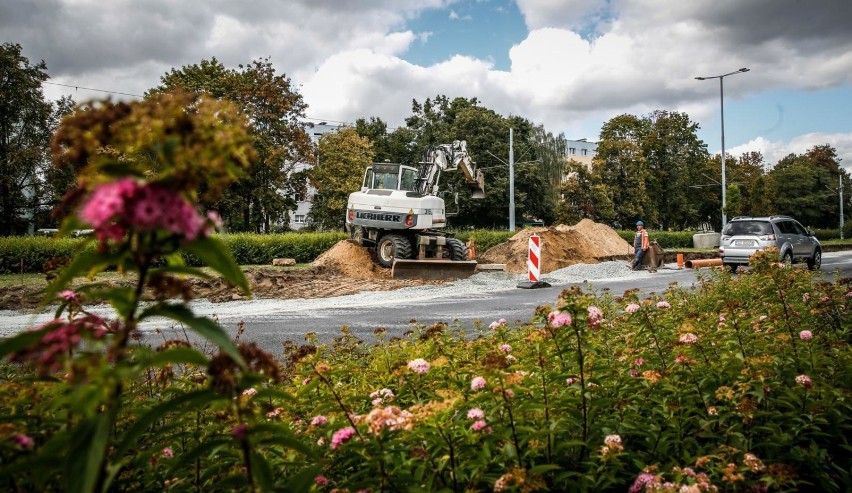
[720,216,821,271]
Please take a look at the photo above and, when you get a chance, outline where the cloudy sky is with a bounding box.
[6,0,852,171]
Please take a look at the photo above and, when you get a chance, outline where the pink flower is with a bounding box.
[489,318,507,329]
[587,306,604,326]
[799,330,813,340]
[604,434,622,446]
[242,388,257,397]
[656,301,671,309]
[407,358,430,374]
[314,475,329,486]
[311,415,328,427]
[471,376,487,391]
[795,374,813,389]
[679,333,698,344]
[59,290,80,303]
[369,388,394,406]
[499,343,512,353]
[626,303,640,314]
[330,426,356,449]
[9,314,110,372]
[566,377,578,385]
[162,447,173,458]
[471,420,487,431]
[230,423,249,441]
[11,433,34,450]
[629,368,639,378]
[674,354,693,365]
[633,357,645,367]
[548,311,572,327]
[467,408,485,420]
[803,293,810,302]
[629,472,658,493]
[79,178,139,229]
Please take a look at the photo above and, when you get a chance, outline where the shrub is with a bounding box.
[618,230,697,249]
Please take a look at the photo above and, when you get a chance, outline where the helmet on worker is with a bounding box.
[636,220,644,227]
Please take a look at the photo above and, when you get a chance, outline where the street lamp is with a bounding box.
[695,67,750,231]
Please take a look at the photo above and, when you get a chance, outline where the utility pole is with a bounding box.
[841,174,845,239]
[509,128,515,232]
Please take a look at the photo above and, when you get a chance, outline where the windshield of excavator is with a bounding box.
[400,166,418,191]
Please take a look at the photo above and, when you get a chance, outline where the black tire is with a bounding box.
[446,237,468,261]
[349,225,364,246]
[376,234,412,268]
[781,250,793,267]
[807,248,822,271]
[725,263,738,273]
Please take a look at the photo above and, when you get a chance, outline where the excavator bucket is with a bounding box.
[391,259,478,280]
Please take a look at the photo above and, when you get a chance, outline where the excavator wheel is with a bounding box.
[446,237,468,261]
[349,225,364,246]
[376,234,412,268]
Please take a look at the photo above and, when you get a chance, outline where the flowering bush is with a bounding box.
[1,97,851,491]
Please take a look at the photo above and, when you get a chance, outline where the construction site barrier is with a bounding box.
[517,234,550,289]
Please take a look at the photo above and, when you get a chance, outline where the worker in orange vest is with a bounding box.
[631,220,650,271]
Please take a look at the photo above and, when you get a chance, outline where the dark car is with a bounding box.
[719,216,821,271]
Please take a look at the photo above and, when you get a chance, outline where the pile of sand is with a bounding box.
[478,219,631,274]
[311,240,390,280]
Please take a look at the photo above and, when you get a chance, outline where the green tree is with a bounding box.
[0,43,70,235]
[767,145,847,228]
[308,128,374,229]
[152,57,314,232]
[591,114,651,228]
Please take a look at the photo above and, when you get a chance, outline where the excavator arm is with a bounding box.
[415,140,485,198]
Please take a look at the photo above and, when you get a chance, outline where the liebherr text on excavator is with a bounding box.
[344,140,486,279]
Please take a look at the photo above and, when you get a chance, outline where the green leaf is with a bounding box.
[184,236,250,295]
[250,451,274,492]
[116,389,223,458]
[282,465,322,493]
[529,464,563,475]
[167,438,232,476]
[150,264,212,280]
[0,325,54,358]
[41,250,124,304]
[65,413,111,493]
[145,346,210,368]
[138,303,244,367]
[249,423,313,457]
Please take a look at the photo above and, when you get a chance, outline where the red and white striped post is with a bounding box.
[528,234,541,282]
[517,233,550,289]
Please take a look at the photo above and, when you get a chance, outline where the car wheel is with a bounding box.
[807,249,822,271]
[725,263,738,273]
[781,250,793,267]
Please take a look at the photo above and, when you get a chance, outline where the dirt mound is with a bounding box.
[478,219,630,274]
[311,240,390,280]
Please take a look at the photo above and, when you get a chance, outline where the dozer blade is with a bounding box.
[391,259,478,280]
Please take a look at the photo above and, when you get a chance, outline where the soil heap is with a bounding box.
[478,219,631,274]
[311,240,390,280]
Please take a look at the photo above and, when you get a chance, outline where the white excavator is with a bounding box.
[344,140,486,279]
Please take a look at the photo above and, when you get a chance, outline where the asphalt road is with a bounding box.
[2,252,850,354]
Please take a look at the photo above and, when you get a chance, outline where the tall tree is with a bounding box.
[0,43,66,235]
[767,145,848,228]
[152,57,313,232]
[591,114,652,228]
[308,128,374,230]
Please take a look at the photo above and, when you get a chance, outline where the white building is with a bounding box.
[287,122,339,230]
[565,138,597,167]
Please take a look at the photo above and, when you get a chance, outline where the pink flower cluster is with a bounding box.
[626,303,641,314]
[370,388,395,406]
[162,447,173,458]
[656,301,671,309]
[548,311,572,327]
[230,423,249,441]
[310,415,328,427]
[587,305,604,327]
[11,433,34,450]
[795,374,813,389]
[471,420,487,431]
[489,318,508,330]
[314,475,329,486]
[799,330,813,340]
[79,178,215,243]
[407,358,430,374]
[467,408,485,420]
[679,333,698,345]
[330,426,356,449]
[499,343,512,353]
[9,315,110,372]
[471,376,487,391]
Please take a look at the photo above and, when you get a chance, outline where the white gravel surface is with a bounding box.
[0,261,674,336]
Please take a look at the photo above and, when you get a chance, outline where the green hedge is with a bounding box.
[618,230,699,249]
[0,233,348,274]
[453,229,515,253]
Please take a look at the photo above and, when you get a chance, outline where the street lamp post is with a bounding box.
[695,67,750,231]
